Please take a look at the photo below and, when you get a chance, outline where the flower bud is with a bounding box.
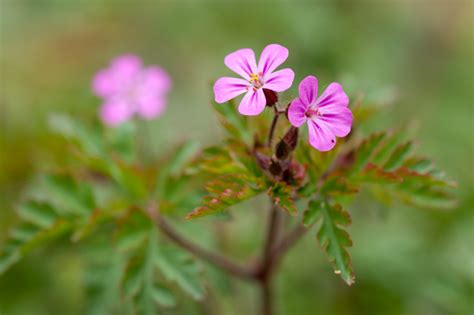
[263,89,278,107]
[255,151,271,170]
[275,140,290,160]
[269,160,283,176]
[282,126,298,152]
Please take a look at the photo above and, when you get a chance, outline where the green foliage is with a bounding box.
[268,182,297,215]
[349,131,456,209]
[304,199,354,285]
[117,211,204,310]
[0,173,96,274]
[186,173,267,219]
[212,100,252,144]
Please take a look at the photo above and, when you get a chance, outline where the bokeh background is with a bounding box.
[1,1,473,314]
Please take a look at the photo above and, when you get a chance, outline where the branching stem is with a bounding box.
[148,108,346,315]
[148,205,257,281]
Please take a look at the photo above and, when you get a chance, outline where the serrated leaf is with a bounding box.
[17,201,57,228]
[115,210,151,252]
[186,174,267,219]
[106,121,136,162]
[151,284,176,308]
[383,142,413,171]
[49,113,104,157]
[351,132,386,173]
[320,176,360,196]
[310,200,355,285]
[303,199,323,227]
[121,228,203,314]
[0,219,71,274]
[267,182,297,215]
[213,100,252,144]
[155,140,200,200]
[84,247,126,315]
[43,174,95,215]
[154,246,204,300]
[371,132,405,165]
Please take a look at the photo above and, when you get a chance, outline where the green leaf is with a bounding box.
[115,210,151,252]
[84,246,126,315]
[320,176,360,197]
[186,174,267,219]
[17,201,57,228]
[121,229,203,314]
[154,246,204,300]
[267,182,297,215]
[49,113,104,157]
[42,174,95,215]
[212,100,252,144]
[151,284,176,308]
[0,219,72,274]
[107,121,136,162]
[383,142,413,171]
[371,132,405,165]
[306,200,355,285]
[155,140,200,199]
[351,132,386,173]
[303,199,323,227]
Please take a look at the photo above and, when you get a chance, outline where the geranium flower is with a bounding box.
[92,54,171,126]
[214,44,295,116]
[288,76,352,152]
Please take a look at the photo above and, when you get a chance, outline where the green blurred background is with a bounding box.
[1,1,473,314]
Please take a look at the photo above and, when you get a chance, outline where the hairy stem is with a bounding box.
[267,112,280,148]
[257,205,283,315]
[148,205,256,281]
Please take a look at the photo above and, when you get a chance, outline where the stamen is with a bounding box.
[249,73,263,89]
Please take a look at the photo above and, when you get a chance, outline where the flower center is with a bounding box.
[249,72,264,89]
[305,107,321,118]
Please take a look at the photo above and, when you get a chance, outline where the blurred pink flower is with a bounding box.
[214,44,294,116]
[288,76,352,152]
[92,54,171,126]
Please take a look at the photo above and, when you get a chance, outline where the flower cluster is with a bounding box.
[214,44,353,152]
[92,54,171,126]
[93,45,352,152]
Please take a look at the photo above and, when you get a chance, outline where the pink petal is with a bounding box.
[139,66,172,95]
[307,119,336,152]
[92,69,116,98]
[213,77,250,103]
[288,98,308,128]
[258,44,289,76]
[109,54,143,80]
[224,48,257,80]
[136,95,166,119]
[92,54,143,98]
[316,82,349,108]
[318,107,353,137]
[263,68,295,92]
[238,88,266,116]
[99,98,134,127]
[299,75,318,106]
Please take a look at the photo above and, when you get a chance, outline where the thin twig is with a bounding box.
[268,152,346,270]
[148,205,257,281]
[267,113,280,148]
[256,205,283,315]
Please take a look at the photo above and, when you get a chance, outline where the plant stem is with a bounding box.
[267,112,280,148]
[256,205,283,315]
[148,205,256,281]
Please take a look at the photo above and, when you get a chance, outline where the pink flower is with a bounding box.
[288,76,352,152]
[92,54,171,126]
[214,44,295,116]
